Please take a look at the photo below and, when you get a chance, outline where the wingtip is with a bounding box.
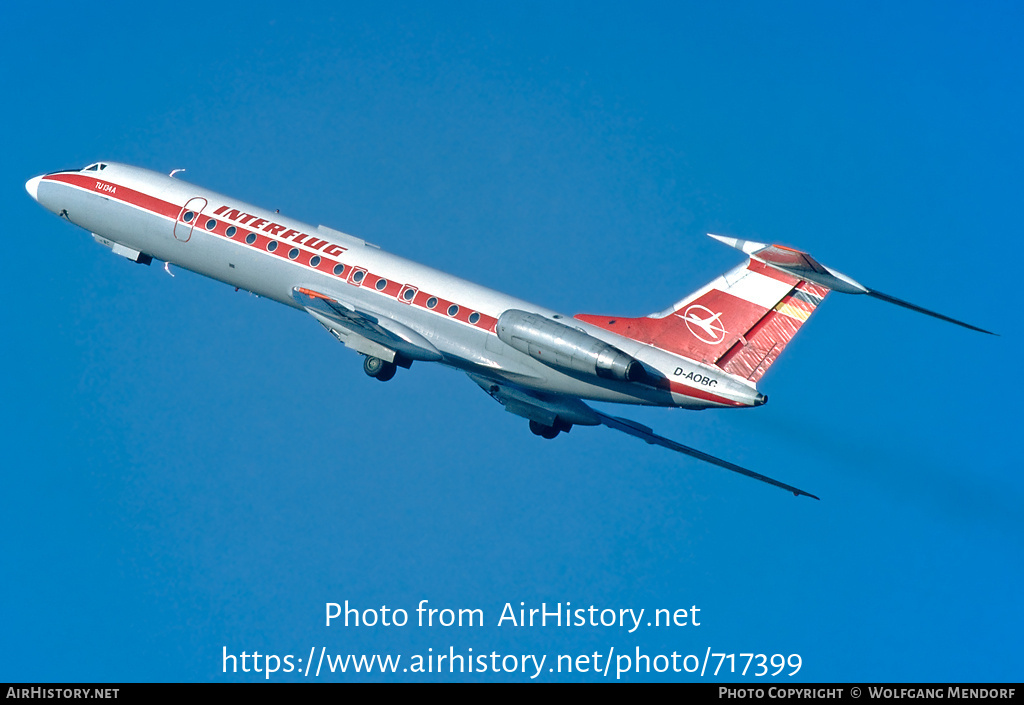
[595,410,819,500]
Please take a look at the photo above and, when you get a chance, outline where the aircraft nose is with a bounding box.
[26,175,43,202]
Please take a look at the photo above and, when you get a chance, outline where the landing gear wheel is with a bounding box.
[363,356,397,381]
[529,420,561,439]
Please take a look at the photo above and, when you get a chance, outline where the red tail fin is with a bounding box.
[575,247,830,382]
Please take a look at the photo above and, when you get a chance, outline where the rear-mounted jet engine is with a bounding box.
[496,309,645,383]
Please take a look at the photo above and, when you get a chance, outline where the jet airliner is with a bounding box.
[26,162,993,499]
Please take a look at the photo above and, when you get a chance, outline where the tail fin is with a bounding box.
[576,233,993,383]
[575,236,829,381]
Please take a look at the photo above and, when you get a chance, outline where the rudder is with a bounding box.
[575,241,831,382]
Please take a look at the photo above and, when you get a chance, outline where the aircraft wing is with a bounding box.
[292,286,443,363]
[468,373,818,499]
[593,411,819,499]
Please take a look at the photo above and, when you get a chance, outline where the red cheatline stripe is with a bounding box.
[667,380,746,407]
[647,374,747,407]
[44,173,181,220]
[43,172,499,334]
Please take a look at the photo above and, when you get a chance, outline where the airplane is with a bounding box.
[25,162,994,500]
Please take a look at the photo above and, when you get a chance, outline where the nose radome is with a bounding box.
[26,175,43,201]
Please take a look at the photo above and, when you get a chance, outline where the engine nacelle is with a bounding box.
[496,309,645,383]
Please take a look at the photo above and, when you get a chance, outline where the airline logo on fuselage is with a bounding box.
[212,205,347,257]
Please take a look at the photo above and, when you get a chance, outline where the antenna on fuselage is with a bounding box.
[169,168,186,178]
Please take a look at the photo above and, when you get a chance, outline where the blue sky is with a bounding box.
[2,1,1021,682]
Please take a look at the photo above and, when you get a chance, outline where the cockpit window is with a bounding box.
[82,163,108,172]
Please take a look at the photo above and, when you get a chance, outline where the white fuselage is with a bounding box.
[27,162,762,412]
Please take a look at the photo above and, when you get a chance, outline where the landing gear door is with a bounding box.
[174,197,208,242]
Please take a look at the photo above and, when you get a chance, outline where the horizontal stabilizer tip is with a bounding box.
[707,233,766,256]
[708,233,995,335]
[866,289,997,335]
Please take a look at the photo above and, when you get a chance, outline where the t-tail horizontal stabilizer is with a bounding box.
[708,234,995,335]
[594,411,819,499]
